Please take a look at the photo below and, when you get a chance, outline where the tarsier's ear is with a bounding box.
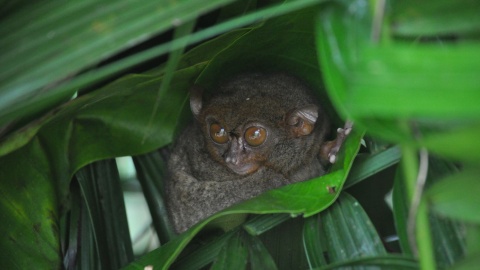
[286,105,318,137]
[190,85,203,119]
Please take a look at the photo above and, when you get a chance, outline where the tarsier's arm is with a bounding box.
[320,121,354,164]
[167,168,290,232]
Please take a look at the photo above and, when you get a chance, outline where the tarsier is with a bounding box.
[165,73,352,233]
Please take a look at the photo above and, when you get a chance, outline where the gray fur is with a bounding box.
[165,73,330,233]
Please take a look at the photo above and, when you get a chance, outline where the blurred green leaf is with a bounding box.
[451,253,480,270]
[393,158,467,267]
[391,0,480,36]
[317,0,480,119]
[0,0,234,127]
[316,0,480,163]
[465,224,480,256]
[420,125,480,162]
[426,168,480,223]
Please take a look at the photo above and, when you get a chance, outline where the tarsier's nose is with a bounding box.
[224,137,243,165]
[225,156,237,164]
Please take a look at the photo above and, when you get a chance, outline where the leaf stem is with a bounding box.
[400,121,436,270]
[416,199,436,270]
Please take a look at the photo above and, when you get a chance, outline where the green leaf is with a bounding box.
[465,224,480,256]
[0,68,200,269]
[132,151,176,245]
[243,214,291,236]
[345,146,401,188]
[170,230,237,270]
[0,139,60,269]
[196,2,333,114]
[313,255,419,270]
[392,158,467,268]
[320,193,387,263]
[0,0,234,127]
[420,124,480,162]
[451,253,480,270]
[257,217,310,270]
[246,233,278,270]
[426,168,480,223]
[315,0,480,162]
[303,215,327,268]
[76,159,134,269]
[391,0,480,36]
[210,231,248,270]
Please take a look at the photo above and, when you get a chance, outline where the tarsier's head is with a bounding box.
[190,73,329,176]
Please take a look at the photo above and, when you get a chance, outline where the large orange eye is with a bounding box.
[210,123,229,144]
[244,126,267,146]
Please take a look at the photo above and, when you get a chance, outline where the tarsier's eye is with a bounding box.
[244,126,267,146]
[210,123,229,144]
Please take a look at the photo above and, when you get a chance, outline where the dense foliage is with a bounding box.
[1,0,479,269]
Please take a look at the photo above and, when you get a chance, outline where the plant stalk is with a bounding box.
[400,121,436,270]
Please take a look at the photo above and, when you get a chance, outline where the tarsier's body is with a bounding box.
[166,73,349,233]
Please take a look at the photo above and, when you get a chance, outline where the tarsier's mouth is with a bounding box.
[226,162,260,175]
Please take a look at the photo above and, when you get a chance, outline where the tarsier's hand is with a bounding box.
[320,121,354,164]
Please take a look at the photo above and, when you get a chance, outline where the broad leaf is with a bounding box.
[315,0,480,162]
[0,68,199,269]
[320,193,387,262]
[0,0,234,127]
